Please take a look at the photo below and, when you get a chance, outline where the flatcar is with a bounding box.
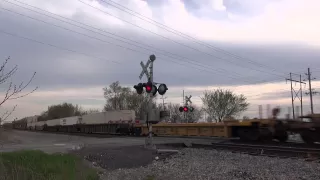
[11,109,320,144]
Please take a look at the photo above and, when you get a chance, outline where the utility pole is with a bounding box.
[182,90,185,122]
[305,68,318,114]
[160,96,167,110]
[286,73,306,119]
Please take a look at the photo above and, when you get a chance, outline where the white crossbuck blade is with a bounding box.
[139,60,151,80]
[185,95,192,103]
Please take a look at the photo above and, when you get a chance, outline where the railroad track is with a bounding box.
[190,142,320,162]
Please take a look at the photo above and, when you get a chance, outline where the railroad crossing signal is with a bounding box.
[135,55,168,96]
[179,94,194,113]
[179,106,194,112]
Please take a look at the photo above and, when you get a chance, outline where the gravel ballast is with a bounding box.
[101,148,320,180]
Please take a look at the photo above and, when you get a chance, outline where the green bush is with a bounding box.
[0,150,99,180]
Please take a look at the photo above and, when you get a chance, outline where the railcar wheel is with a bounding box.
[259,128,273,142]
[238,128,260,141]
[300,130,316,144]
[275,131,288,142]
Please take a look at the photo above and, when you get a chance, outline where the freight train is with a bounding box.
[9,110,320,144]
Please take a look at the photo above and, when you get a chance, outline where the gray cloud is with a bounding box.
[254,90,292,100]
[0,0,320,93]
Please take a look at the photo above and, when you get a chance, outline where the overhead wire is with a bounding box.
[0,27,285,92]
[102,0,285,74]
[77,0,287,79]
[0,30,123,65]
[3,0,253,81]
[1,4,315,116]
[0,0,295,99]
[1,0,285,85]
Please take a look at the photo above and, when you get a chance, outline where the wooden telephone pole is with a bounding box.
[305,68,318,114]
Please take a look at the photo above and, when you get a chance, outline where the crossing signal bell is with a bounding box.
[134,83,144,94]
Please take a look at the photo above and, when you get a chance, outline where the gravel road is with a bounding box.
[98,148,320,180]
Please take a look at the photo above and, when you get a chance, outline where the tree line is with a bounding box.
[35,81,249,123]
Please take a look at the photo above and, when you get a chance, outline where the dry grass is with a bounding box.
[0,150,99,180]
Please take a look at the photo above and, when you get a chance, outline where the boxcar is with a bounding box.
[81,110,135,124]
[26,115,39,130]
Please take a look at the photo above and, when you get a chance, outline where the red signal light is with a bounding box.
[146,85,152,92]
[145,81,153,93]
[183,106,188,112]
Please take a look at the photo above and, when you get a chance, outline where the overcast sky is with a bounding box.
[0,0,320,121]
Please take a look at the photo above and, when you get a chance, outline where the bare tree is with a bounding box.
[83,108,101,115]
[201,89,249,122]
[166,103,202,123]
[185,105,203,123]
[0,57,37,123]
[103,81,158,119]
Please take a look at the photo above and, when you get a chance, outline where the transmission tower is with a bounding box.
[286,73,305,119]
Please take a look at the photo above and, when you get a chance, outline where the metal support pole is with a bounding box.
[308,68,314,114]
[183,90,185,123]
[295,106,300,119]
[289,73,295,119]
[300,75,303,119]
[143,55,156,149]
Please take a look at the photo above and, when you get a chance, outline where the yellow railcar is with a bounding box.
[135,118,290,142]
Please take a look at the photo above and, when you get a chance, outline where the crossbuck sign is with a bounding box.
[139,60,151,80]
[185,95,192,104]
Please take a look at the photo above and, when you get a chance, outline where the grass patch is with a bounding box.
[0,150,99,180]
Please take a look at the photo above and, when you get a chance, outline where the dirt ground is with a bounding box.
[0,128,21,146]
[70,144,183,171]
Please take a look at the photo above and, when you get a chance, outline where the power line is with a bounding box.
[1,1,286,85]
[0,29,122,65]
[102,0,285,75]
[78,0,287,79]
[0,28,286,94]
[6,0,243,78]
[1,1,270,83]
